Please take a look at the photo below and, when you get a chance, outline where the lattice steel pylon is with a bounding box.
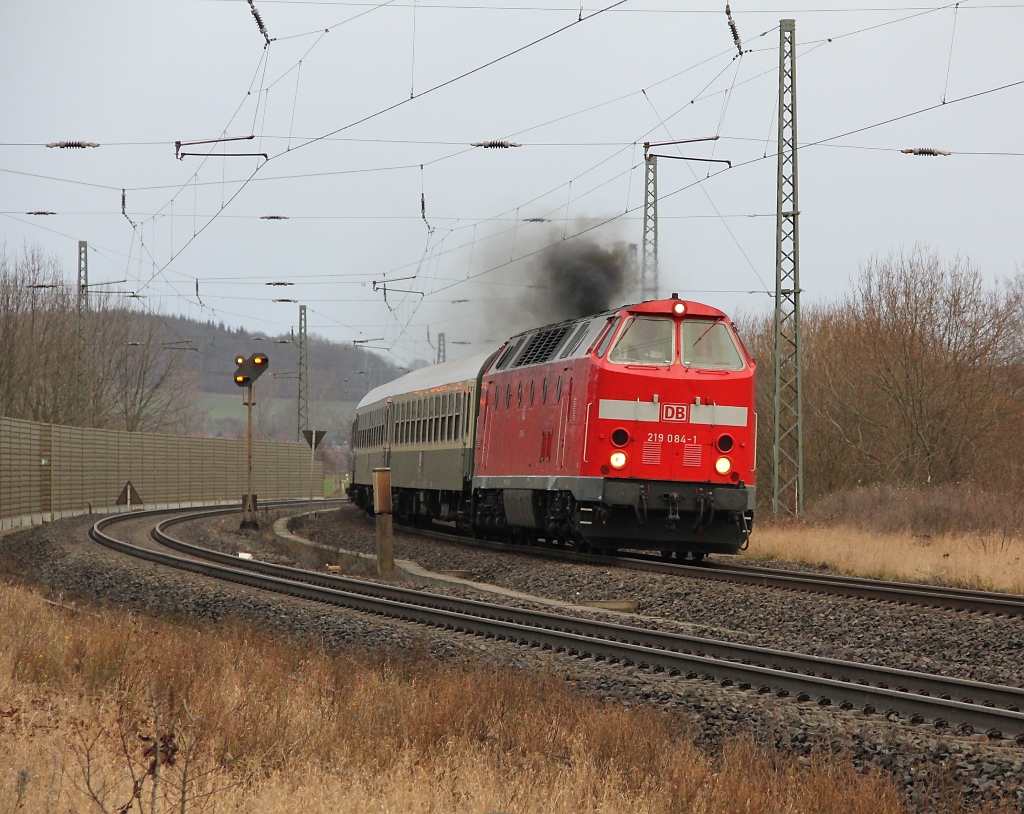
[640,155,658,301]
[297,304,308,442]
[772,19,803,517]
[77,240,92,427]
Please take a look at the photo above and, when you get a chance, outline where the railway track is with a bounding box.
[90,504,1024,744]
[396,522,1024,617]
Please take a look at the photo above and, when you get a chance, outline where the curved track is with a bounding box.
[396,522,1024,617]
[89,504,1024,744]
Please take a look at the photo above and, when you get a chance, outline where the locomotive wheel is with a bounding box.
[689,552,706,563]
[660,550,675,561]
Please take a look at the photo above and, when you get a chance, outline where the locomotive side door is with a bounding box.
[555,374,572,469]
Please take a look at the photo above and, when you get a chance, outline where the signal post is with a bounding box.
[234,353,269,529]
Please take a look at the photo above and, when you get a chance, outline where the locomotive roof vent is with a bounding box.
[514,325,572,367]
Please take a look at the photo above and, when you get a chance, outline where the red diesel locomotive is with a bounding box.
[349,295,756,557]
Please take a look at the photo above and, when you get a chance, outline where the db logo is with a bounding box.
[661,403,688,422]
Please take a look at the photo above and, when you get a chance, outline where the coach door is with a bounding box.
[383,398,393,468]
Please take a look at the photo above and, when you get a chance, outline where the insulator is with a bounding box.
[26,211,56,216]
[249,0,267,33]
[260,215,289,220]
[471,141,521,148]
[121,189,127,215]
[46,141,99,149]
[901,147,951,156]
[725,4,743,55]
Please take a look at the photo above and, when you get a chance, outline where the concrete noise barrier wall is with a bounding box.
[1,416,324,530]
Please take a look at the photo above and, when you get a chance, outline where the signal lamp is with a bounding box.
[232,352,270,387]
[672,301,686,315]
[609,451,628,470]
[714,456,732,475]
[611,428,630,447]
[716,434,734,453]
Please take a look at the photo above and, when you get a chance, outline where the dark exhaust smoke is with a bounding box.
[525,235,635,324]
[451,222,638,345]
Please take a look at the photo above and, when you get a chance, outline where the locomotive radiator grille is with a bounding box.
[683,445,702,467]
[642,443,662,465]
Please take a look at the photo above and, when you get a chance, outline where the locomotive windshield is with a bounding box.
[608,317,675,365]
[682,319,745,370]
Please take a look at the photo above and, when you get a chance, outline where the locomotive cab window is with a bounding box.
[594,317,622,359]
[682,319,745,371]
[608,316,674,365]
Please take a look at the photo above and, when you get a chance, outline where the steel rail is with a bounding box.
[395,522,1024,617]
[86,507,1024,744]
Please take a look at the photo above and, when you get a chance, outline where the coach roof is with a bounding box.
[357,349,496,411]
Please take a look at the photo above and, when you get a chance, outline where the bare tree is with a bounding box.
[818,247,1024,485]
[0,243,200,433]
[740,246,1024,508]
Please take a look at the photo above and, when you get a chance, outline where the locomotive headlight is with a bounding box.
[672,301,686,315]
[714,456,732,475]
[609,451,628,470]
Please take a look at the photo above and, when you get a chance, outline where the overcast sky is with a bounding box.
[3,0,1023,368]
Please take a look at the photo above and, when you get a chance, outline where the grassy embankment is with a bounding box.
[0,580,907,814]
[746,487,1024,595]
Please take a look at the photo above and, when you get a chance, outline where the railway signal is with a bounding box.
[233,353,269,387]
[234,353,270,529]
[303,429,326,523]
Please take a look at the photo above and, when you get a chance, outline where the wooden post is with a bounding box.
[373,467,394,577]
[308,440,316,523]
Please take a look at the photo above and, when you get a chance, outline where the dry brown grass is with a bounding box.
[0,581,912,814]
[748,486,1024,594]
[748,523,1024,595]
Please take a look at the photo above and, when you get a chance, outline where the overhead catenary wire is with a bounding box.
[942,2,961,103]
[126,0,630,304]
[9,0,1024,360]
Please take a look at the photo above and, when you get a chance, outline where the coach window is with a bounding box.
[529,380,535,405]
[556,375,562,402]
[594,317,622,359]
[506,383,511,409]
[682,319,745,371]
[517,381,523,406]
[609,316,674,365]
[542,378,548,404]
